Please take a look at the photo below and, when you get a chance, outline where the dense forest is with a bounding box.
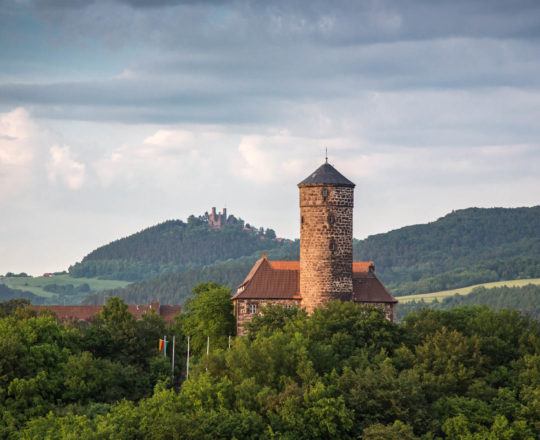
[69,216,287,281]
[81,261,254,306]
[354,206,540,291]
[0,284,44,304]
[390,256,540,296]
[397,283,540,321]
[1,288,538,439]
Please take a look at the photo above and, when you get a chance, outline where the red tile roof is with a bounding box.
[269,261,300,270]
[352,272,397,303]
[233,257,397,304]
[353,261,374,273]
[233,258,300,300]
[30,302,181,323]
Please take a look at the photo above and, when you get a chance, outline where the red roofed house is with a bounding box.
[31,301,181,323]
[232,160,397,335]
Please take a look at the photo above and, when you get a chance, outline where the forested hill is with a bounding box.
[69,215,291,281]
[354,206,540,294]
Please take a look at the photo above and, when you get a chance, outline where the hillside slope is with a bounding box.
[69,216,290,281]
[354,206,540,294]
[396,283,540,320]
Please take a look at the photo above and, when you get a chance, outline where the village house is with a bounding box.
[31,301,181,323]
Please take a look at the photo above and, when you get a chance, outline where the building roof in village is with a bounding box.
[298,162,355,187]
[232,256,397,303]
[30,302,181,323]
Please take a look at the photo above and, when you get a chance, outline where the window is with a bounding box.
[327,213,335,225]
[329,240,335,251]
[247,303,257,314]
[322,188,328,201]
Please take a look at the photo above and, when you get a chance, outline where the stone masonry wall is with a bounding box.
[234,298,302,336]
[354,301,397,322]
[299,185,354,314]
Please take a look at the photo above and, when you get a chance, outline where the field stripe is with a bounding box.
[397,278,540,303]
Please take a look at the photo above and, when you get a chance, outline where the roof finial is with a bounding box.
[325,147,328,164]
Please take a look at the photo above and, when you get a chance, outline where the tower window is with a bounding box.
[322,188,328,200]
[327,214,335,225]
[329,240,335,251]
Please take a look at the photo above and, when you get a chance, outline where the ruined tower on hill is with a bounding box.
[298,160,355,313]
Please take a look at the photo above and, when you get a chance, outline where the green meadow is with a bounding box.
[1,274,129,298]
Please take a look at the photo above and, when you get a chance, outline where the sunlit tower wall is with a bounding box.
[298,162,355,313]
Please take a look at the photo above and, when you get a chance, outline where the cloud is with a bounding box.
[0,108,40,200]
[47,145,86,189]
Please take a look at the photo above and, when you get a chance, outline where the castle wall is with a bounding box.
[299,185,354,313]
[234,298,302,336]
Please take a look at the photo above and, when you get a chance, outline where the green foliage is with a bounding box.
[0,297,183,438]
[245,304,307,338]
[397,283,540,320]
[354,206,540,293]
[178,283,235,354]
[81,261,254,306]
[69,219,290,281]
[362,420,419,440]
[2,287,539,439]
[0,285,44,304]
[0,298,31,317]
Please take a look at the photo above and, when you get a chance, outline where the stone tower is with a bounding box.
[298,161,356,313]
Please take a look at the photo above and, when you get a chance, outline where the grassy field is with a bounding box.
[1,274,130,298]
[397,278,540,303]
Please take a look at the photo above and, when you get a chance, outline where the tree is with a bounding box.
[362,420,419,440]
[179,283,235,354]
[265,228,276,240]
[245,304,306,339]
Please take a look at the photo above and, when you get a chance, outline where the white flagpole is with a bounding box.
[171,336,175,381]
[206,336,210,371]
[186,336,190,379]
[163,335,167,357]
[228,335,231,349]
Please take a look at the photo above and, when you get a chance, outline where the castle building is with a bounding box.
[208,207,229,229]
[232,161,397,335]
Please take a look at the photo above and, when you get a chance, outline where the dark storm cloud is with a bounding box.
[2,0,540,130]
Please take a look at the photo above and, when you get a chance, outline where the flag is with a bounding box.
[158,339,168,356]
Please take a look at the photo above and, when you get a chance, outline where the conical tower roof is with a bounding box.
[298,162,355,187]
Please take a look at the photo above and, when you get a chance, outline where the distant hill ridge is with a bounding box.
[354,206,540,295]
[78,206,540,306]
[69,215,288,281]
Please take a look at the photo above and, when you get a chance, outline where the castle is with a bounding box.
[207,207,230,229]
[232,161,397,335]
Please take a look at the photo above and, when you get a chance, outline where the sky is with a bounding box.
[1,0,539,275]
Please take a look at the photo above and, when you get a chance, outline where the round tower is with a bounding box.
[298,161,355,313]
